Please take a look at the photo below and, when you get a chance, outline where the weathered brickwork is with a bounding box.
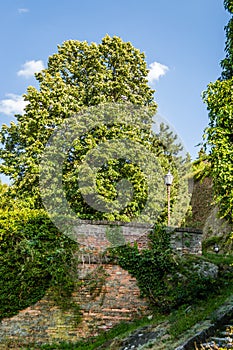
[74,220,202,255]
[0,262,149,348]
[0,222,202,348]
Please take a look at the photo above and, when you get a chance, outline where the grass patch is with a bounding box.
[169,287,233,338]
[202,252,233,266]
[168,252,233,338]
[39,314,165,350]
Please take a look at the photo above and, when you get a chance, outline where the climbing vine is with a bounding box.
[0,195,80,321]
[108,225,219,312]
[108,225,175,311]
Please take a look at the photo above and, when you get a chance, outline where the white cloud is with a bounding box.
[148,61,169,84]
[0,94,28,116]
[17,60,44,78]
[18,8,29,14]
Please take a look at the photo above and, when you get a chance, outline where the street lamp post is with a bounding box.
[164,170,173,226]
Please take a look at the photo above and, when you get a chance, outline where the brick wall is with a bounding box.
[74,220,202,254]
[0,262,149,348]
[0,222,202,348]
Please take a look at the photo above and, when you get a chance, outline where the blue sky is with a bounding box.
[0,0,230,183]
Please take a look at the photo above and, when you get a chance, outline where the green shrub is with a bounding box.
[0,202,80,320]
[108,225,221,312]
[202,236,222,252]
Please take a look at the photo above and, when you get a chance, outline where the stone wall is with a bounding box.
[188,177,214,229]
[74,220,202,255]
[0,222,202,348]
[187,177,233,251]
[171,227,202,255]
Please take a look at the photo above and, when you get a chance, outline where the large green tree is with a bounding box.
[0,35,189,224]
[0,36,155,192]
[0,36,191,322]
[202,1,233,224]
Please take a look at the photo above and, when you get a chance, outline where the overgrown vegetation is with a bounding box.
[202,0,233,226]
[1,179,233,348]
[168,260,233,338]
[0,186,80,321]
[107,225,228,313]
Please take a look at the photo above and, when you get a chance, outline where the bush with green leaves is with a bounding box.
[108,225,221,312]
[0,191,79,320]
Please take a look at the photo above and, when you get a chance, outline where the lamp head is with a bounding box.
[164,170,173,186]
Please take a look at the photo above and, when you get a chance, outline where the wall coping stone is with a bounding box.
[174,227,203,234]
[76,219,153,228]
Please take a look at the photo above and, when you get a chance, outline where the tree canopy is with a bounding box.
[0,36,155,195]
[202,2,233,224]
[221,0,233,79]
[0,35,190,225]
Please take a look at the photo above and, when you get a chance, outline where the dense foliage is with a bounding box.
[0,184,79,320]
[202,79,233,222]
[221,0,233,79]
[0,36,156,203]
[202,2,233,225]
[108,225,220,312]
[0,35,189,224]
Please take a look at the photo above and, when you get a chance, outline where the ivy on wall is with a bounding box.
[108,225,220,312]
[0,199,80,321]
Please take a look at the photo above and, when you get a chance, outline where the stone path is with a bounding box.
[200,320,233,349]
